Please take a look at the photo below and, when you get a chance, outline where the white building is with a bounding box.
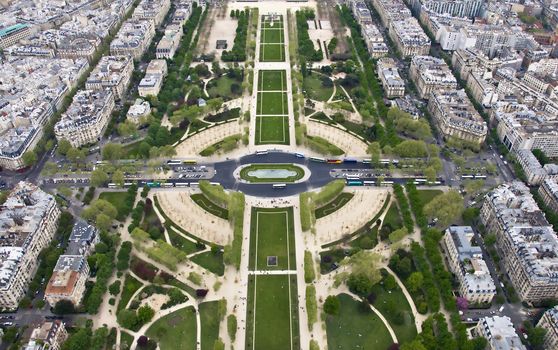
[139,59,167,97]
[127,98,151,125]
[132,0,171,27]
[0,182,60,310]
[377,58,405,98]
[110,19,155,60]
[156,24,183,59]
[45,255,89,307]
[515,149,558,186]
[476,316,526,350]
[539,178,558,215]
[389,18,431,57]
[410,55,457,99]
[22,320,68,350]
[85,55,134,99]
[537,306,558,350]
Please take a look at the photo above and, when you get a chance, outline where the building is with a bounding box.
[389,18,431,57]
[480,182,558,303]
[0,23,32,49]
[127,98,151,125]
[377,58,405,98]
[110,19,155,60]
[156,24,183,59]
[54,89,115,148]
[515,149,558,185]
[466,73,499,108]
[0,182,60,309]
[370,0,412,27]
[409,0,483,19]
[85,55,134,99]
[22,320,68,350]
[537,306,558,350]
[132,0,171,27]
[539,178,558,214]
[443,226,496,304]
[476,316,526,350]
[145,59,168,76]
[361,23,388,58]
[428,89,487,145]
[410,55,457,99]
[452,48,523,81]
[139,59,167,97]
[44,255,89,307]
[66,219,99,257]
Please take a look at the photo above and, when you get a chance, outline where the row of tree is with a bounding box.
[296,10,323,62]
[222,9,250,61]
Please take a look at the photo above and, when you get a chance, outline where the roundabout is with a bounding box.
[237,163,308,183]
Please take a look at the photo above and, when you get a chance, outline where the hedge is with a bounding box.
[300,180,345,232]
[393,184,414,233]
[146,240,187,271]
[306,285,318,329]
[304,251,316,283]
[199,180,229,208]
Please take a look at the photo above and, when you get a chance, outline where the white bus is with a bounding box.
[346,175,360,181]
[190,182,199,188]
[108,183,118,188]
[167,159,182,165]
[272,184,286,189]
[256,150,269,155]
[461,175,474,179]
[161,183,174,188]
[295,152,304,158]
[175,182,189,187]
[380,181,394,186]
[363,181,374,186]
[362,159,371,164]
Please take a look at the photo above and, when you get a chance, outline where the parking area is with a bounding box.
[171,165,216,180]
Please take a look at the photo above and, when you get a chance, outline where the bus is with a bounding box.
[190,182,199,188]
[461,175,474,179]
[96,161,107,165]
[346,175,360,181]
[210,182,220,186]
[124,182,133,187]
[363,181,374,186]
[343,158,358,163]
[362,159,371,164]
[309,157,326,163]
[327,159,342,164]
[415,179,427,183]
[108,183,118,188]
[272,184,286,189]
[295,153,305,158]
[175,182,189,187]
[474,175,486,179]
[146,182,161,188]
[256,150,269,155]
[347,180,364,186]
[380,159,391,165]
[380,181,394,186]
[183,160,197,165]
[167,160,182,165]
[161,183,174,188]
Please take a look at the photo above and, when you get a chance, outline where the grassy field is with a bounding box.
[371,280,417,344]
[167,227,203,255]
[120,332,134,349]
[260,43,285,62]
[245,274,299,350]
[207,76,242,100]
[191,251,225,276]
[117,274,143,312]
[255,116,289,145]
[260,28,284,44]
[191,193,229,219]
[249,207,296,271]
[256,92,288,115]
[146,307,197,350]
[326,294,393,350]
[258,70,286,91]
[260,16,285,62]
[303,75,334,102]
[383,202,403,230]
[98,191,130,221]
[416,190,443,205]
[239,163,304,183]
[262,15,284,29]
[315,192,354,219]
[199,301,221,350]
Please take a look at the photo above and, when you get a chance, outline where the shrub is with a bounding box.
[306,285,318,328]
[304,251,316,283]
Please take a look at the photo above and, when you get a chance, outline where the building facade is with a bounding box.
[377,58,405,98]
[537,306,558,350]
[85,55,134,99]
[476,316,526,350]
[45,255,90,307]
[22,320,68,350]
[389,18,431,57]
[410,55,457,99]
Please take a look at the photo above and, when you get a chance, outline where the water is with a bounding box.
[247,169,298,179]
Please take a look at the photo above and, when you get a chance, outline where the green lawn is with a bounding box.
[303,75,334,102]
[260,44,285,62]
[245,274,299,350]
[199,301,221,350]
[98,192,130,221]
[383,202,403,230]
[167,227,204,255]
[260,28,284,44]
[262,16,284,29]
[249,207,296,271]
[120,331,134,349]
[239,163,304,183]
[146,306,197,350]
[315,192,354,219]
[326,294,393,350]
[191,251,225,276]
[258,70,286,91]
[117,274,143,312]
[256,91,288,115]
[370,280,417,344]
[191,193,229,219]
[417,190,443,205]
[207,76,242,100]
[255,116,289,145]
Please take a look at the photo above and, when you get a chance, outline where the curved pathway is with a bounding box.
[384,266,426,333]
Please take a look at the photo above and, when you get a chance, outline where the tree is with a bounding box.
[423,190,464,228]
[347,272,374,296]
[389,227,408,243]
[112,170,125,187]
[109,280,121,295]
[81,199,117,223]
[527,326,547,350]
[462,207,480,225]
[118,120,138,137]
[367,142,381,167]
[137,305,155,324]
[323,295,340,316]
[22,150,38,166]
[400,340,427,350]
[117,309,138,329]
[102,143,124,161]
[484,233,496,246]
[67,147,86,165]
[464,180,484,196]
[53,299,75,314]
[424,166,436,183]
[57,139,72,156]
[394,140,428,158]
[95,213,113,231]
[90,169,109,187]
[384,275,397,290]
[406,272,424,293]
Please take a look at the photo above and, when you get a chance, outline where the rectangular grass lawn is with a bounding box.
[256,91,287,115]
[245,274,299,350]
[146,306,197,350]
[258,70,286,91]
[260,28,283,44]
[249,207,296,271]
[255,116,289,145]
[98,191,130,221]
[260,43,284,62]
[262,16,283,29]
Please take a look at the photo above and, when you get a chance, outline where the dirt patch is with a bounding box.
[205,17,238,60]
[316,0,350,55]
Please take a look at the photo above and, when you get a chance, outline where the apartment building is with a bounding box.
[539,178,558,214]
[0,182,60,310]
[132,0,171,27]
[410,55,457,99]
[480,182,558,303]
[515,149,558,186]
[466,73,498,108]
[0,23,32,49]
[350,0,374,25]
[172,2,192,26]
[86,55,134,99]
[45,255,89,307]
[443,226,496,304]
[110,19,155,60]
[493,103,558,158]
[139,59,167,97]
[452,48,522,81]
[537,306,558,350]
[156,24,183,59]
[409,0,483,19]
[54,89,115,148]
[389,18,431,57]
[370,0,412,27]
[362,23,388,58]
[66,219,100,257]
[476,316,526,350]
[127,99,151,125]
[377,58,405,98]
[22,320,68,350]
[428,89,487,145]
